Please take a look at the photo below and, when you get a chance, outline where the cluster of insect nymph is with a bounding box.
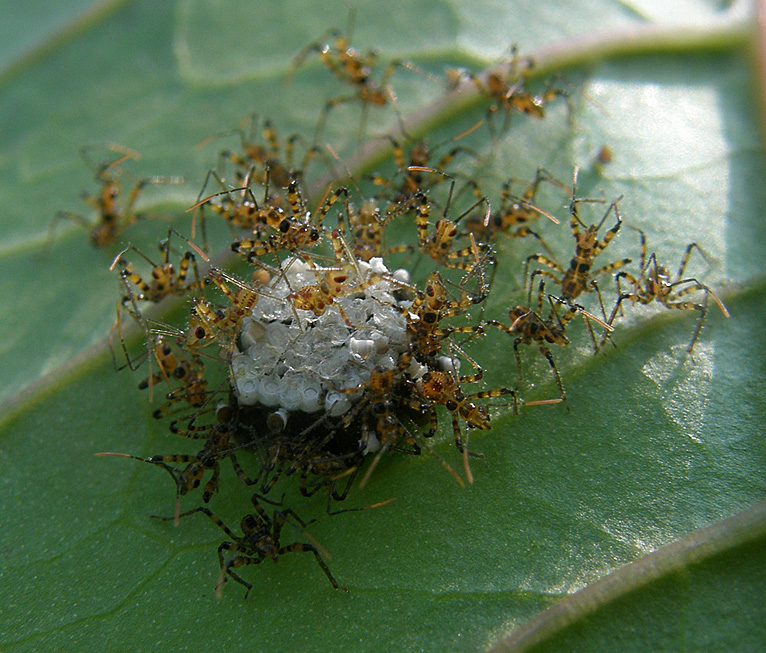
[56,17,729,599]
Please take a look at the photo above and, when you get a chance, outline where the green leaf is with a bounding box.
[1,0,764,651]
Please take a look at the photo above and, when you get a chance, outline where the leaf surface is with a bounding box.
[1,1,764,651]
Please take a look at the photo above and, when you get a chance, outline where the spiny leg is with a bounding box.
[278,542,348,591]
